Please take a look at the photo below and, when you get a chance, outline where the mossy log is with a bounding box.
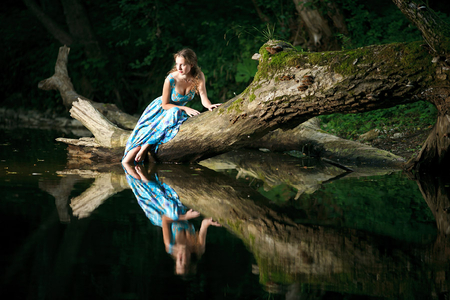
[44,41,428,166]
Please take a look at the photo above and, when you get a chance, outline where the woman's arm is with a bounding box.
[162,215,173,251]
[198,72,221,111]
[161,75,200,117]
[198,218,221,247]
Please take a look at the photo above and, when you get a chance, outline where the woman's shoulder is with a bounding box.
[166,72,176,85]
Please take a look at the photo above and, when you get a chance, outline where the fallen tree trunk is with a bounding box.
[40,0,449,172]
[38,46,138,130]
[246,118,405,167]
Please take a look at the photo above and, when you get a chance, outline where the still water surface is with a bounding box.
[1,128,449,300]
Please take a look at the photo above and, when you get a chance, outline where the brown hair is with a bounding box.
[169,48,201,94]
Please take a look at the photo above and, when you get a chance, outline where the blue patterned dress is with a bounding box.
[125,170,195,253]
[123,73,195,160]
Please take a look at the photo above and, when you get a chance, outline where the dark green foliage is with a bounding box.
[318,101,437,140]
[1,0,449,117]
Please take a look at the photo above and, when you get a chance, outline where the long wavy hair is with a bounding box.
[169,48,201,94]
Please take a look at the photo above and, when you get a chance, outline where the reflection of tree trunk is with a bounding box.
[158,164,450,298]
[201,148,348,199]
[47,217,91,300]
[39,175,83,223]
[57,169,129,219]
[414,173,450,235]
[43,158,450,298]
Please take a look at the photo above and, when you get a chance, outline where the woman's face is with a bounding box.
[175,56,192,77]
[175,246,190,275]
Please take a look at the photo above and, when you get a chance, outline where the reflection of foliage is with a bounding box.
[257,183,297,204]
[295,172,436,243]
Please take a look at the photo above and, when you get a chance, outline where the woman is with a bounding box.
[122,48,220,163]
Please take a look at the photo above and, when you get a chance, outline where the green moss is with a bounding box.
[255,42,303,82]
[226,97,244,114]
[248,233,255,246]
[249,93,256,102]
[226,219,243,234]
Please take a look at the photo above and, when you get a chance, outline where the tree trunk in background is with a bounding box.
[250,0,270,23]
[292,0,348,51]
[23,0,74,45]
[392,0,450,173]
[24,0,122,105]
[60,0,101,58]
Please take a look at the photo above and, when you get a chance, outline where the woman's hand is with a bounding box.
[202,218,221,227]
[206,103,221,111]
[179,209,200,220]
[183,106,200,117]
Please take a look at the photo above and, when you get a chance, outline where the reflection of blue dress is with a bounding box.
[123,73,195,159]
[125,171,195,253]
[126,172,186,226]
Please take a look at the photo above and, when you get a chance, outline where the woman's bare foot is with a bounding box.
[135,164,150,182]
[135,144,150,163]
[122,162,141,179]
[122,146,141,164]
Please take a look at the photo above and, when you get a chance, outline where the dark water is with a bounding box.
[1,128,449,300]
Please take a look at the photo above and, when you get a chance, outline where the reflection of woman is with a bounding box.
[123,163,220,275]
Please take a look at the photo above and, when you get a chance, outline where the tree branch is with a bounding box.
[23,0,73,45]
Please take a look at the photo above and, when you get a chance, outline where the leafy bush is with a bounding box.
[318,101,437,140]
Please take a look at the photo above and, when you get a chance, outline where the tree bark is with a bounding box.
[391,0,450,173]
[43,38,447,169]
[246,117,405,167]
[392,0,450,55]
[39,46,137,129]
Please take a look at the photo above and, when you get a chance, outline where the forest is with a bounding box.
[2,0,448,111]
[2,0,450,168]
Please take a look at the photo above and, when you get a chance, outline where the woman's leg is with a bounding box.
[122,146,141,164]
[122,161,141,179]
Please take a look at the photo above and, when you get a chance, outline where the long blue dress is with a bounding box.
[123,73,195,160]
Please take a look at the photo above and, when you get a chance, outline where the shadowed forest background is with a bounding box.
[2,0,450,144]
